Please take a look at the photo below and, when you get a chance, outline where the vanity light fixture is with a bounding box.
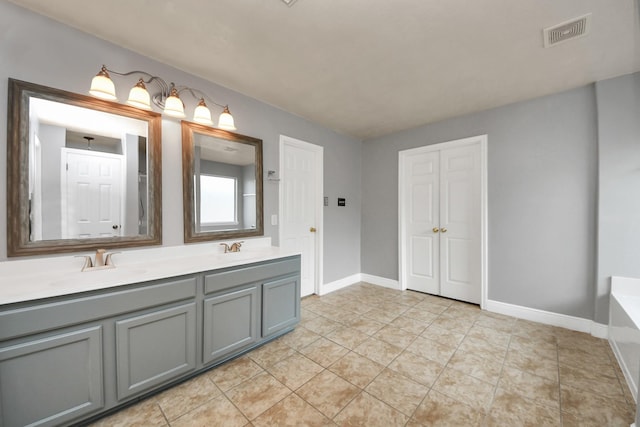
[89,65,236,130]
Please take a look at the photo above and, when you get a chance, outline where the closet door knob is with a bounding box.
[432,227,439,233]
[441,228,448,233]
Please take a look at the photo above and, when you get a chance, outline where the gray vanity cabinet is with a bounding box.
[0,326,104,427]
[203,286,259,364]
[115,302,197,400]
[0,254,300,426]
[262,275,300,337]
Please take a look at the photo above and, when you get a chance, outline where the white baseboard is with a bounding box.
[485,299,608,338]
[320,274,362,295]
[360,274,400,290]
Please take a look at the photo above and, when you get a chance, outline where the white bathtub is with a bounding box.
[609,276,640,411]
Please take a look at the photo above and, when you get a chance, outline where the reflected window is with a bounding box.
[199,175,237,224]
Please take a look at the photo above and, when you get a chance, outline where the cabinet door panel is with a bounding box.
[0,326,103,427]
[115,303,196,400]
[262,276,300,337]
[203,286,258,364]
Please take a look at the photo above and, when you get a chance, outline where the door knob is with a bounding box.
[310,227,317,233]
[112,225,119,230]
[432,227,439,233]
[441,227,447,233]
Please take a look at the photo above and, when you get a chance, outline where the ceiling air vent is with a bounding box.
[543,13,592,48]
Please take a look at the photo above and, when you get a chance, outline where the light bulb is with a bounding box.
[89,65,117,100]
[218,106,236,130]
[127,79,151,109]
[193,98,213,125]
[163,87,185,118]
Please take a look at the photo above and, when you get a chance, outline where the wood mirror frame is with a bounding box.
[7,78,163,256]
[181,121,264,243]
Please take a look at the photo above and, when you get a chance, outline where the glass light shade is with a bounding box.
[163,88,185,118]
[193,98,213,125]
[218,106,236,130]
[126,79,151,109]
[89,66,117,100]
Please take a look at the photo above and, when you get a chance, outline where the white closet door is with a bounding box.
[400,140,482,304]
[402,150,440,294]
[439,144,481,304]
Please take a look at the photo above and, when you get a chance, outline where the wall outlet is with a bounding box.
[324,196,329,207]
[271,214,278,226]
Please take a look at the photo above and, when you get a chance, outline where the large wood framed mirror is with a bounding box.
[7,78,162,256]
[182,121,263,243]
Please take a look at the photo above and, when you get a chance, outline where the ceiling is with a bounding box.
[9,0,640,140]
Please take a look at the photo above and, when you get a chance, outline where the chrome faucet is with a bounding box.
[77,249,119,271]
[220,241,244,253]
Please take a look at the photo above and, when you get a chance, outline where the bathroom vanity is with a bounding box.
[0,246,300,427]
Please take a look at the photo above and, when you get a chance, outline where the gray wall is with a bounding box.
[595,72,640,324]
[0,1,362,284]
[362,86,598,319]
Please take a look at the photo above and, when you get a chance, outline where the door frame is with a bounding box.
[398,134,488,309]
[278,135,324,296]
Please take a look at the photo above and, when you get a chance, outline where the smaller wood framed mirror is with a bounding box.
[181,121,263,243]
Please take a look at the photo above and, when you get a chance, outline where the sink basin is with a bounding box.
[49,268,148,287]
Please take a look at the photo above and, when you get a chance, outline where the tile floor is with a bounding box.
[89,282,635,426]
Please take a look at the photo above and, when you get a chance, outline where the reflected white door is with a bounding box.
[279,136,323,297]
[61,149,123,239]
[400,139,482,304]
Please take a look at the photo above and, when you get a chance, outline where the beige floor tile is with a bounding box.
[88,398,167,427]
[207,356,264,391]
[373,325,418,349]
[474,314,515,333]
[406,336,457,365]
[365,368,429,416]
[558,345,614,371]
[300,337,350,367]
[559,363,624,399]
[509,335,557,361]
[421,295,453,307]
[362,308,400,323]
[303,316,342,335]
[171,395,248,427]
[389,316,430,335]
[392,292,425,307]
[387,350,444,387]
[267,353,324,390]
[333,392,409,427]
[403,307,439,323]
[329,351,385,388]
[505,348,558,382]
[248,339,297,369]
[353,337,403,366]
[252,393,334,427]
[414,300,450,315]
[155,375,221,421]
[347,316,386,335]
[447,350,503,385]
[485,388,560,427]
[430,314,474,334]
[277,326,322,350]
[498,366,559,409]
[457,335,507,364]
[561,385,634,426]
[226,371,291,420]
[511,319,558,343]
[420,324,465,347]
[432,367,495,411]
[325,326,370,350]
[296,370,360,419]
[466,324,511,348]
[412,390,484,426]
[301,308,320,320]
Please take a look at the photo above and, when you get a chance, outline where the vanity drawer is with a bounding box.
[0,277,197,341]
[204,257,299,294]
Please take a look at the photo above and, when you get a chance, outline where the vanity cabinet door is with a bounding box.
[262,275,300,338]
[0,326,104,427]
[203,285,259,364]
[115,303,197,400]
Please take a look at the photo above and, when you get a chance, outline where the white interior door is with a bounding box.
[400,150,440,294]
[61,149,123,239]
[439,144,481,303]
[279,136,323,297]
[400,136,484,305]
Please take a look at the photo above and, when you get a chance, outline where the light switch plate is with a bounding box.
[271,214,278,226]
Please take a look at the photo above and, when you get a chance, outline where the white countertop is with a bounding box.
[0,238,299,306]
